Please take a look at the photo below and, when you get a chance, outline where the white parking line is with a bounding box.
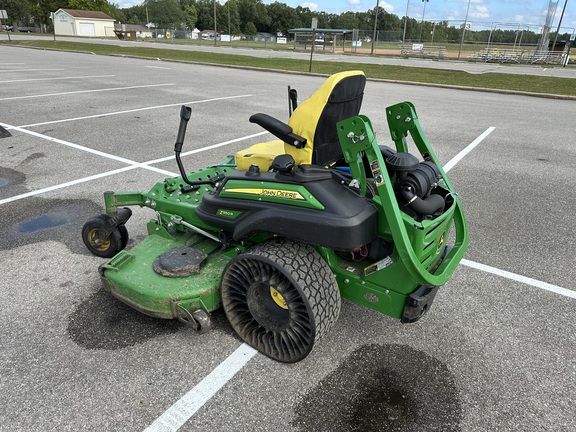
[0,74,115,84]
[5,124,148,166]
[462,259,576,299]
[143,344,257,432]
[0,68,64,73]
[0,83,175,101]
[16,94,254,128]
[443,126,495,173]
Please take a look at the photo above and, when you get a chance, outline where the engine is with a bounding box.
[381,146,446,221]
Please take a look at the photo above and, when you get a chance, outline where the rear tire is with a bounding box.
[221,239,341,362]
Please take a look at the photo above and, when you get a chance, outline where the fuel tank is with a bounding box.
[196,165,378,250]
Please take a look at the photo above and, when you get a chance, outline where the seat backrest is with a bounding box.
[286,70,366,166]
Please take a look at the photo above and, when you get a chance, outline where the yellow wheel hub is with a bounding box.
[270,286,288,310]
[87,229,110,252]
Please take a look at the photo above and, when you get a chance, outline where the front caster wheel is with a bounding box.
[82,215,128,258]
[221,239,341,363]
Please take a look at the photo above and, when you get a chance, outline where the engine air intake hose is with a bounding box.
[400,188,445,216]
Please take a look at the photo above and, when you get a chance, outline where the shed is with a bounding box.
[53,9,115,37]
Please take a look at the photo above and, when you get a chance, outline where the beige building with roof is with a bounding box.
[53,9,115,37]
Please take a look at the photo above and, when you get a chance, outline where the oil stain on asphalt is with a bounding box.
[67,290,182,349]
[68,290,233,350]
[292,344,462,432]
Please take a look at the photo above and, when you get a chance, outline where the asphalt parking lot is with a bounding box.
[1,45,575,432]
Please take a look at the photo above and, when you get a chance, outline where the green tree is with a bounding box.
[237,0,269,33]
[332,11,360,30]
[183,4,197,30]
[244,20,256,35]
[144,0,185,29]
[223,0,241,35]
[265,2,299,36]
[194,0,213,30]
[294,6,313,28]
[122,5,147,25]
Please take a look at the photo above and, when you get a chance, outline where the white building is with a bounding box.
[53,9,115,37]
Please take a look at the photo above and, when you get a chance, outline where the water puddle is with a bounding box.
[18,212,69,233]
[0,178,9,187]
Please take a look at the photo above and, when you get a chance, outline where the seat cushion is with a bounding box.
[235,139,285,171]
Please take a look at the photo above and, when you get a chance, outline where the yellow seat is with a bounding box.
[236,70,366,171]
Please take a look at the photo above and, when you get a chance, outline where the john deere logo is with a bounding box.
[224,188,305,201]
[260,189,304,200]
[437,231,445,252]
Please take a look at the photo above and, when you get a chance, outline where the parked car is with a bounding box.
[1,25,13,31]
[17,26,39,33]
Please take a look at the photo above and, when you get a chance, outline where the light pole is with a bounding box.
[431,21,438,43]
[402,0,410,42]
[213,0,217,46]
[418,0,429,42]
[371,0,380,54]
[458,0,471,59]
[552,0,568,51]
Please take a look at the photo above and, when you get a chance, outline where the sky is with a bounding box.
[115,0,576,33]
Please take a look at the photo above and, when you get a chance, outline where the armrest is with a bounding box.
[249,113,306,149]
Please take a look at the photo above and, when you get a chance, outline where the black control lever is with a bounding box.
[173,105,224,192]
[174,105,191,154]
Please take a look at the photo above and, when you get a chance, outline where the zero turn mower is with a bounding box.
[82,71,468,362]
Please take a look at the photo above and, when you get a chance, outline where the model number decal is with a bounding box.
[364,256,393,276]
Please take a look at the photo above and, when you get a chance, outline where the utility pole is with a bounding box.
[402,0,410,42]
[418,0,429,42]
[552,0,568,51]
[371,0,380,54]
[214,0,217,46]
[458,0,471,59]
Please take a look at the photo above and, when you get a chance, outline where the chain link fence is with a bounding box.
[119,23,574,64]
